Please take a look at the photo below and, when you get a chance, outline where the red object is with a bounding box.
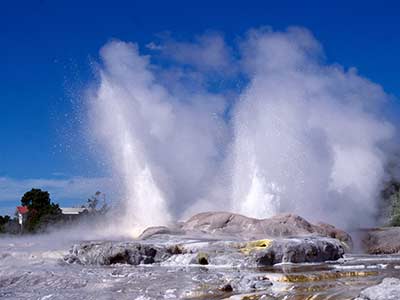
[17,206,29,214]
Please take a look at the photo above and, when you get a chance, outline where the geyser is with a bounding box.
[86,27,396,233]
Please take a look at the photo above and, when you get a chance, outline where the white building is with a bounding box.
[60,207,87,216]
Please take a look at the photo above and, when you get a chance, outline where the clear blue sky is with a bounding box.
[0,0,399,215]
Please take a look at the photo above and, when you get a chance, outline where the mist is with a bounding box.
[86,27,397,234]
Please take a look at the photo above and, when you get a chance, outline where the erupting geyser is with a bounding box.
[86,27,396,234]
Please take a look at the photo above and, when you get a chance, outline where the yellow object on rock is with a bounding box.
[278,271,378,283]
[239,239,273,255]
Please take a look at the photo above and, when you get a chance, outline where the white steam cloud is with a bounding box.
[86,27,396,234]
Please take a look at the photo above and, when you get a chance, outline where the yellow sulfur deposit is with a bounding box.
[240,296,263,300]
[239,239,273,255]
[278,271,378,283]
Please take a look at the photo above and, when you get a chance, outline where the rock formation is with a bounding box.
[142,211,352,246]
[65,212,350,267]
[362,227,400,254]
[355,278,400,300]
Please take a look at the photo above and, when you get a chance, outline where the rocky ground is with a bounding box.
[3,212,400,299]
[362,227,400,254]
[65,212,349,268]
[355,277,400,300]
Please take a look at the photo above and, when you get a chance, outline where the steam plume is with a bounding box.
[86,27,396,233]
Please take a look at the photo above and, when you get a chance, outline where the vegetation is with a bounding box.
[0,215,11,233]
[0,188,110,235]
[21,188,62,232]
[85,191,109,215]
[390,188,400,226]
[380,179,400,226]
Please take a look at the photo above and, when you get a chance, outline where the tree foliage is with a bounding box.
[21,188,61,232]
[85,191,109,215]
[391,189,400,226]
[0,215,11,233]
[0,215,10,225]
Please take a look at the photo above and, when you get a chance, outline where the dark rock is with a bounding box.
[247,237,345,266]
[167,244,184,255]
[219,283,233,292]
[228,273,272,293]
[65,241,171,266]
[108,250,129,264]
[196,252,209,265]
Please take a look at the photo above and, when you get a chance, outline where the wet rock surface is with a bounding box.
[355,277,400,300]
[64,241,172,265]
[5,246,400,300]
[225,273,273,294]
[65,236,345,267]
[64,213,349,267]
[247,237,344,266]
[7,212,395,300]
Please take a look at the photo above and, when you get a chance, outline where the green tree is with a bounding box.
[391,190,400,226]
[85,191,109,215]
[0,215,10,224]
[21,188,61,232]
[87,191,101,210]
[0,215,11,233]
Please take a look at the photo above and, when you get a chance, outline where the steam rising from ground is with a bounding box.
[87,27,396,233]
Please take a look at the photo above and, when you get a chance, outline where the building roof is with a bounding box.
[16,206,29,214]
[61,207,87,215]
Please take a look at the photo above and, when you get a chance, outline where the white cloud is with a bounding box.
[0,176,115,205]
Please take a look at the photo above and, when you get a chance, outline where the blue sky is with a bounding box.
[0,0,399,215]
